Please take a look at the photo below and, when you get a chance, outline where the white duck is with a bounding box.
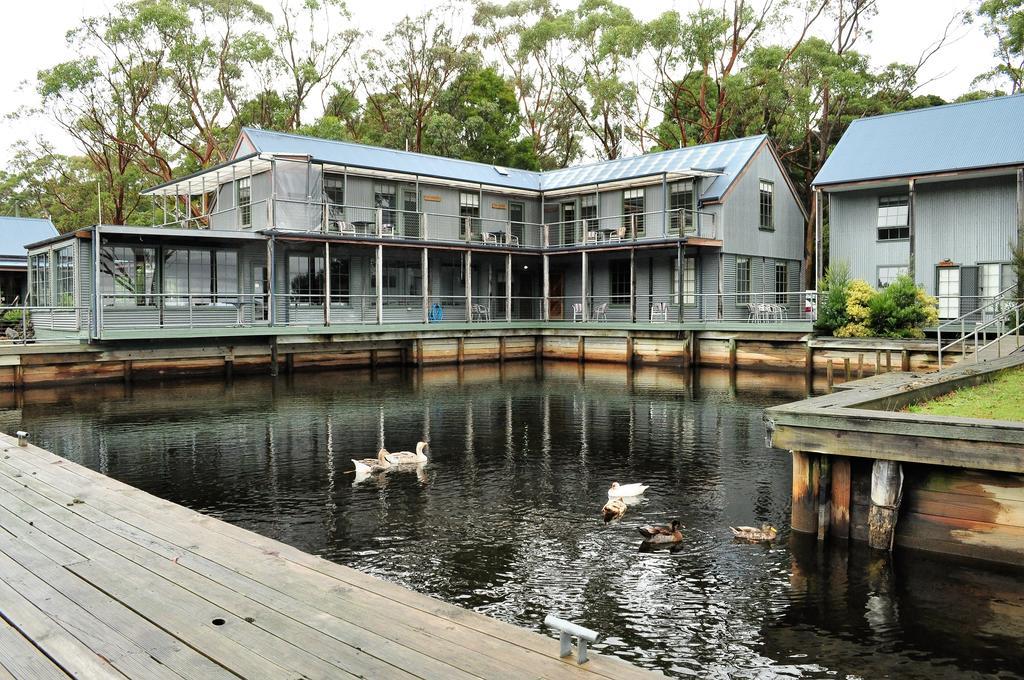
[608,481,649,498]
[352,449,391,475]
[383,441,429,466]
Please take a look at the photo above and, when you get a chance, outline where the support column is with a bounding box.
[830,457,852,540]
[506,253,512,322]
[267,236,276,327]
[629,248,636,323]
[542,254,550,321]
[421,247,429,323]
[676,242,683,323]
[581,251,588,321]
[324,241,331,326]
[791,450,819,535]
[814,188,824,285]
[465,250,473,322]
[908,179,916,283]
[375,243,383,325]
[1017,168,1024,298]
[868,459,903,550]
[817,456,832,541]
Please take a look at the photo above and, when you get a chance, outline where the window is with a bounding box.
[372,259,422,298]
[100,246,157,306]
[877,265,908,288]
[937,266,960,319]
[671,256,696,304]
[736,256,751,303]
[237,177,251,227]
[581,195,597,230]
[325,175,345,225]
[459,192,480,240]
[330,257,350,304]
[623,188,645,237]
[774,262,788,304]
[670,180,694,234]
[758,180,774,231]
[29,252,50,306]
[55,246,74,307]
[877,195,909,240]
[375,182,396,229]
[609,260,630,305]
[288,254,325,304]
[163,248,239,305]
[979,262,1003,300]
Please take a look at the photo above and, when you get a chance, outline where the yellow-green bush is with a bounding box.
[835,322,873,337]
[845,279,875,324]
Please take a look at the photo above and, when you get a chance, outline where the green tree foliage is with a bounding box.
[971,0,1024,92]
[867,275,939,339]
[814,261,851,334]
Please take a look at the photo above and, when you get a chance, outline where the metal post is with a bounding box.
[629,248,636,323]
[908,178,916,283]
[93,225,102,339]
[324,241,331,326]
[662,172,668,235]
[581,250,588,322]
[421,247,429,323]
[506,253,512,322]
[465,250,473,322]
[268,236,276,326]
[814,188,823,285]
[376,243,384,325]
[542,254,550,321]
[677,242,684,323]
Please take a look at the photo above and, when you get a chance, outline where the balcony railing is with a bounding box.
[147,199,716,249]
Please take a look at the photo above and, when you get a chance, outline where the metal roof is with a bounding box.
[814,94,1024,187]
[0,216,59,261]
[236,127,766,200]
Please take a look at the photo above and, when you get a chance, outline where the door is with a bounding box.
[937,266,960,319]
[549,272,565,319]
[509,201,525,245]
[402,189,419,238]
[252,264,269,321]
[560,202,576,245]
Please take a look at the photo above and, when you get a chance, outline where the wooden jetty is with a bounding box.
[0,433,659,679]
[765,353,1024,565]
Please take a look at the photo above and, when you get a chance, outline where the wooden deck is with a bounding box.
[0,433,660,679]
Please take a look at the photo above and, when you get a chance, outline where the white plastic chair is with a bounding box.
[472,303,490,321]
[650,302,668,322]
[509,234,520,246]
[571,303,583,322]
[594,302,609,322]
[340,221,355,235]
[379,223,395,237]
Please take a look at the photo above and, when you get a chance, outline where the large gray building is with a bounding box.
[24,128,808,340]
[813,94,1024,319]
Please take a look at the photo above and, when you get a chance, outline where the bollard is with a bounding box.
[544,614,599,664]
[16,431,28,447]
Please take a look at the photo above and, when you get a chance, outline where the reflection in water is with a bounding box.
[0,363,1021,679]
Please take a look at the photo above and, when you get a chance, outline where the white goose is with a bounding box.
[608,481,649,498]
[384,441,429,466]
[352,449,391,475]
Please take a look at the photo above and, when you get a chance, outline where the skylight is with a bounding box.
[493,165,509,176]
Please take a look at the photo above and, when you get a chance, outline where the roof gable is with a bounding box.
[0,217,59,257]
[814,94,1024,187]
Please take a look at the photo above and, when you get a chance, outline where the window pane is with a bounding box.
[623,189,645,236]
[238,177,252,227]
[737,257,751,303]
[610,260,630,304]
[670,181,694,233]
[775,262,787,304]
[759,181,774,230]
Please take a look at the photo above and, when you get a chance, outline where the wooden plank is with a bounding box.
[0,619,69,680]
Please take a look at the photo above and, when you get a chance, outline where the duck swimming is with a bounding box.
[729,523,778,542]
[637,520,683,544]
[608,481,649,498]
[383,441,429,465]
[601,497,627,522]
[351,449,391,475]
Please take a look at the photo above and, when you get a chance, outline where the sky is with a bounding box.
[0,0,997,166]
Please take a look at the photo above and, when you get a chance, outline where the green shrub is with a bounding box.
[1,309,24,323]
[867,275,937,339]
[814,261,851,334]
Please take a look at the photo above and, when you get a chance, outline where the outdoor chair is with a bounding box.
[339,221,356,235]
[650,302,669,322]
[606,228,624,243]
[508,234,520,246]
[472,303,490,321]
[593,302,609,322]
[379,223,395,237]
[483,232,498,244]
[587,230,599,243]
[571,303,583,322]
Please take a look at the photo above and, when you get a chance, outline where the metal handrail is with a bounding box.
[940,299,1024,368]
[937,284,1020,365]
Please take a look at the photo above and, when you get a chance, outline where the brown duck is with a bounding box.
[601,497,627,522]
[730,523,778,542]
[637,520,683,544]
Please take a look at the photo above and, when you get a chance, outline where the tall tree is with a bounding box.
[971,0,1024,92]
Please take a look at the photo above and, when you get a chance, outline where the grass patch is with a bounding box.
[907,367,1024,422]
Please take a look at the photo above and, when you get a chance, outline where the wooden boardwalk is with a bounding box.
[0,433,660,679]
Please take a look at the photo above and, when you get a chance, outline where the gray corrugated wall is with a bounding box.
[720,145,805,260]
[830,188,911,287]
[914,176,1016,295]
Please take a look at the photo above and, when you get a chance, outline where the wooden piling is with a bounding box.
[901,349,910,372]
[370,349,378,370]
[868,459,903,551]
[791,450,819,535]
[457,337,465,364]
[498,337,506,364]
[886,350,892,373]
[224,357,234,381]
[625,336,635,368]
[285,352,295,374]
[857,353,864,379]
[691,332,701,367]
[875,350,881,375]
[417,339,424,366]
[270,343,279,376]
[817,456,832,541]
[577,336,585,364]
[729,339,738,370]
[829,457,851,540]
[804,345,813,377]
[843,357,851,382]
[123,360,133,385]
[826,359,834,392]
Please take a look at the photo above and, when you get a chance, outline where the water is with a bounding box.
[1,362,1022,679]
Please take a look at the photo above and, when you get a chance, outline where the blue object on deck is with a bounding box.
[429,303,443,323]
